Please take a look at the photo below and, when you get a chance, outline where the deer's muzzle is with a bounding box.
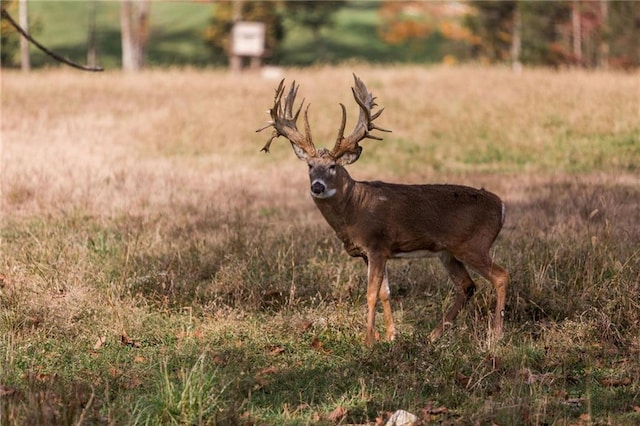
[310,180,336,199]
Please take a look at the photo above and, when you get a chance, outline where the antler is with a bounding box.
[257,79,316,157]
[331,74,391,160]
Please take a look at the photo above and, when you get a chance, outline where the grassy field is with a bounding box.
[1,65,639,425]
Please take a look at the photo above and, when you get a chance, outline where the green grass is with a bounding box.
[1,66,639,424]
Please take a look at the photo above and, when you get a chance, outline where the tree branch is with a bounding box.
[1,9,104,72]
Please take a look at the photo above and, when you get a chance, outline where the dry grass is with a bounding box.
[1,65,639,424]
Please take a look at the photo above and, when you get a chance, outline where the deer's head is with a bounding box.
[257,75,390,199]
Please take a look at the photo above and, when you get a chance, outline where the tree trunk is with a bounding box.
[598,0,609,69]
[121,0,149,72]
[87,0,97,68]
[19,0,30,71]
[229,0,243,72]
[511,4,522,73]
[572,0,582,65]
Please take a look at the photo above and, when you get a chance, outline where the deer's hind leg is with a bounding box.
[429,252,477,341]
[462,252,509,341]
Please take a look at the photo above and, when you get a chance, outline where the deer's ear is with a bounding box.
[335,146,362,165]
[290,142,310,161]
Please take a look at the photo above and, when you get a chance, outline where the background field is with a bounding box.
[1,66,639,424]
[20,1,442,69]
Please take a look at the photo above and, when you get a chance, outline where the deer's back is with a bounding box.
[347,181,505,255]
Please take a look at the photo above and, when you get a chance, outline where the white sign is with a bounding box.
[232,22,265,57]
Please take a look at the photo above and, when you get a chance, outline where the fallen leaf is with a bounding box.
[254,376,269,389]
[633,406,640,413]
[294,403,309,414]
[121,334,141,348]
[258,366,280,376]
[421,400,448,416]
[456,372,471,387]
[311,337,331,354]
[253,365,280,389]
[311,337,323,350]
[0,385,17,397]
[267,345,286,356]
[599,377,631,387]
[125,376,142,389]
[93,336,106,350]
[0,274,6,288]
[34,371,54,383]
[295,319,313,333]
[432,406,449,415]
[133,356,145,363]
[554,389,568,399]
[519,368,554,385]
[562,398,583,407]
[327,405,347,422]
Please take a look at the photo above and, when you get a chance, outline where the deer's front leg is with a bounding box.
[365,255,387,346]
[379,265,396,341]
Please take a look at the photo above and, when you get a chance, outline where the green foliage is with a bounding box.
[465,1,640,68]
[284,0,346,35]
[519,1,571,66]
[466,0,517,62]
[608,1,640,68]
[1,1,19,66]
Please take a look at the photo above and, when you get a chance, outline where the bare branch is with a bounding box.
[1,9,104,72]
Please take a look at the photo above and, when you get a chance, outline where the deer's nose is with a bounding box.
[311,181,326,195]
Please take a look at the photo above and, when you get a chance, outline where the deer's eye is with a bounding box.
[328,165,336,173]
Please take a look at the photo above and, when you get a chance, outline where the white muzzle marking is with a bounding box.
[310,179,336,199]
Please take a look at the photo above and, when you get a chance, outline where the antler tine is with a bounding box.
[331,74,391,160]
[257,79,316,156]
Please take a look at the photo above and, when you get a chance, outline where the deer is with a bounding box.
[257,74,508,346]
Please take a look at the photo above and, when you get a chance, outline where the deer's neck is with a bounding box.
[312,172,366,256]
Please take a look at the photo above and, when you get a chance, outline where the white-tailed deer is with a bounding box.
[257,75,508,345]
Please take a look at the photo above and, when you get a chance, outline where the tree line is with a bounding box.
[2,0,638,71]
